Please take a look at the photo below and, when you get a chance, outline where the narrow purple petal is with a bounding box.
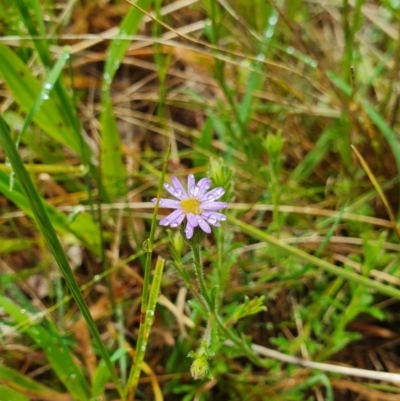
[197,217,211,233]
[199,187,225,202]
[197,178,211,196]
[201,211,227,224]
[185,221,194,239]
[187,174,195,196]
[192,178,211,197]
[187,213,199,227]
[163,182,181,198]
[202,214,217,225]
[200,201,228,211]
[159,209,184,226]
[156,198,181,209]
[171,176,188,199]
[190,185,200,196]
[170,213,185,228]
[202,215,221,227]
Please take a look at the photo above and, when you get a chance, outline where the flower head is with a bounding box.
[153,174,228,239]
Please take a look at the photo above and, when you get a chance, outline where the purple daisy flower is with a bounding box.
[152,174,228,239]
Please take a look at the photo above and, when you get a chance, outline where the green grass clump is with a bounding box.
[1,1,400,400]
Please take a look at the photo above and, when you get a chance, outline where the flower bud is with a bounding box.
[189,354,211,381]
[169,230,184,254]
[208,158,235,202]
[262,131,284,158]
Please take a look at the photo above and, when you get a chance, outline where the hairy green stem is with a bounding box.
[190,244,212,309]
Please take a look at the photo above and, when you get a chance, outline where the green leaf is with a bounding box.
[327,70,400,175]
[13,0,89,168]
[228,296,266,324]
[0,385,30,401]
[99,0,153,200]
[0,296,90,401]
[93,349,128,398]
[102,0,154,90]
[194,117,214,168]
[13,0,51,66]
[99,99,127,199]
[0,238,34,254]
[291,126,337,181]
[16,47,71,147]
[360,99,400,173]
[228,214,400,301]
[0,170,100,255]
[0,116,125,400]
[0,43,83,156]
[0,364,68,401]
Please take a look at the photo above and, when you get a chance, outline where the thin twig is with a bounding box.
[224,340,400,384]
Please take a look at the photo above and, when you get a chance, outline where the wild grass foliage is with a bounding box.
[1,0,400,400]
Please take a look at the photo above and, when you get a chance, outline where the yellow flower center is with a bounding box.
[180,198,201,215]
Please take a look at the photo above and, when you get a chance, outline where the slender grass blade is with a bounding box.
[0,43,83,155]
[0,116,125,400]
